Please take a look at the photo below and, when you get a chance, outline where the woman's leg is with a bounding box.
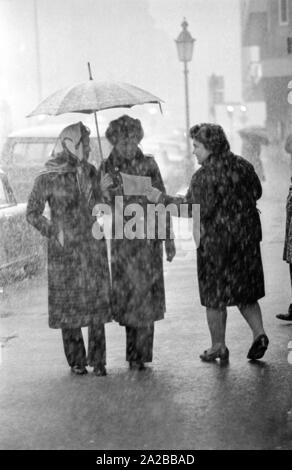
[126,326,137,363]
[289,265,292,314]
[276,265,292,320]
[238,302,269,359]
[126,324,154,368]
[206,307,227,350]
[88,323,106,368]
[135,324,154,363]
[238,302,266,340]
[61,328,87,369]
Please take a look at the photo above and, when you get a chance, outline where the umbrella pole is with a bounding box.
[93,110,104,168]
[88,62,104,171]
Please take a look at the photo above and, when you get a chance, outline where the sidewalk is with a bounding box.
[0,148,292,450]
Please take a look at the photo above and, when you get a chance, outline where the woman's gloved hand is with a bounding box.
[145,186,163,203]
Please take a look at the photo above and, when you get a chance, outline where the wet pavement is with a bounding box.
[1,147,292,450]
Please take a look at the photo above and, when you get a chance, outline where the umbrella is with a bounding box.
[238,126,270,145]
[27,63,164,165]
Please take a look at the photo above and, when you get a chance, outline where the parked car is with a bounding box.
[0,167,46,284]
[0,124,111,202]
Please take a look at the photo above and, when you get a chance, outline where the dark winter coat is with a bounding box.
[283,180,292,263]
[26,152,112,329]
[163,152,265,308]
[101,147,169,327]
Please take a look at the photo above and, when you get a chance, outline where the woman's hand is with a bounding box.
[100,173,113,193]
[165,239,176,262]
[145,187,163,203]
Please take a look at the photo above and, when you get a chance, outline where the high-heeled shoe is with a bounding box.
[247,334,269,360]
[200,347,229,364]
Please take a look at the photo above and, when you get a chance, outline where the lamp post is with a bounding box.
[175,19,195,175]
[33,0,42,102]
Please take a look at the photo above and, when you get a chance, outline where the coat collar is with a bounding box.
[107,146,144,170]
[201,151,233,168]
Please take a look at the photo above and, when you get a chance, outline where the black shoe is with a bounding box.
[129,360,146,371]
[71,365,88,375]
[276,312,292,321]
[247,334,269,360]
[93,365,107,376]
[200,347,229,364]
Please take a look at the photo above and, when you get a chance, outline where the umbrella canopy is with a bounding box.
[238,126,269,145]
[27,80,163,116]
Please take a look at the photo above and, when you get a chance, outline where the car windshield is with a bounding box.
[13,142,55,166]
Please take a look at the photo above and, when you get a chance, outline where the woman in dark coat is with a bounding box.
[147,123,269,362]
[26,122,112,376]
[276,178,292,321]
[102,115,176,370]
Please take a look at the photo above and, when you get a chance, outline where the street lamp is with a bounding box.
[33,0,42,102]
[175,18,195,174]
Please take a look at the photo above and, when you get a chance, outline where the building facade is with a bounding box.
[241,0,292,140]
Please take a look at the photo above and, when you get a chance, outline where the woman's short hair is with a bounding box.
[105,115,144,145]
[189,123,230,155]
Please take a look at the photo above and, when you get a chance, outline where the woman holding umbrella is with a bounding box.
[26,122,112,376]
[146,123,269,363]
[102,114,176,371]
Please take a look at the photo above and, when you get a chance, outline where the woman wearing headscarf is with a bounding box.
[147,123,269,363]
[26,122,112,376]
[101,114,176,371]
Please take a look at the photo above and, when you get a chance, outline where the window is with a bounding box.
[12,142,54,166]
[279,0,289,25]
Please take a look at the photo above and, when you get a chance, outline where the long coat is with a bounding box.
[283,180,292,263]
[101,147,169,327]
[164,152,265,309]
[26,153,112,329]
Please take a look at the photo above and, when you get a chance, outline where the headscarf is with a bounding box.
[52,121,86,161]
[41,121,89,174]
[41,122,93,200]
